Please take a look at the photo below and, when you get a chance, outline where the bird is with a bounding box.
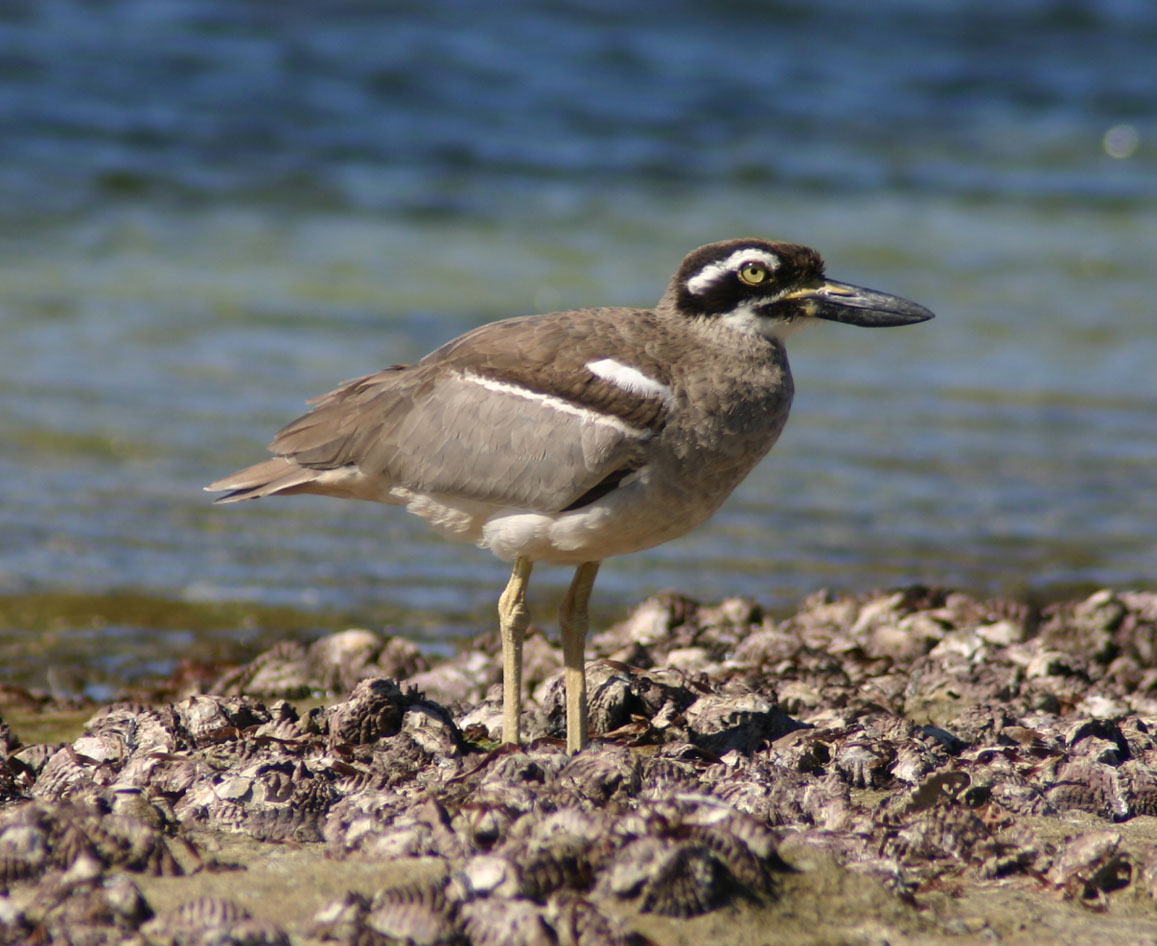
[207,238,933,753]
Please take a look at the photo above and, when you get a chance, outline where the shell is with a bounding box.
[172,694,273,746]
[326,677,407,747]
[216,639,313,699]
[368,878,457,945]
[459,897,556,946]
[307,628,388,693]
[556,744,641,805]
[1043,760,1130,820]
[31,745,119,802]
[604,836,733,917]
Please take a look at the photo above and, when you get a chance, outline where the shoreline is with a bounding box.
[3,584,1157,944]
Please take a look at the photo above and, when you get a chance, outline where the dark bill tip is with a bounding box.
[810,280,935,327]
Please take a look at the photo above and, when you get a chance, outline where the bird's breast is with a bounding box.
[667,341,795,465]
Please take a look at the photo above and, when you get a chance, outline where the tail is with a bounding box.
[204,457,324,504]
[207,366,406,505]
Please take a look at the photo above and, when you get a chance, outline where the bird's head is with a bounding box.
[668,238,934,340]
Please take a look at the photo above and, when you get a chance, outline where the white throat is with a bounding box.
[718,303,807,342]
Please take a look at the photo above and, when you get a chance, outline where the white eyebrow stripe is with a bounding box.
[586,358,674,406]
[685,248,782,295]
[458,370,648,439]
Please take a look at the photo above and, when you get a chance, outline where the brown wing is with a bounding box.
[207,310,673,513]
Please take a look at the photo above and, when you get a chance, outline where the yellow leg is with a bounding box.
[497,556,534,745]
[559,561,600,753]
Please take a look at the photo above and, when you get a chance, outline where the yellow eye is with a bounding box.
[738,262,768,286]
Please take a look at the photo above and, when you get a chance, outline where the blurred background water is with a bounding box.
[1,0,1155,693]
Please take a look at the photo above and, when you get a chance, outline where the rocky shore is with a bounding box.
[3,586,1157,945]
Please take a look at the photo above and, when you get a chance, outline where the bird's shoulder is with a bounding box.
[418,307,678,431]
[427,307,664,372]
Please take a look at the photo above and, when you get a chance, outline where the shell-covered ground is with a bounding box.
[4,586,1157,945]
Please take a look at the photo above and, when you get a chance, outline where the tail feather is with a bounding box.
[205,457,323,503]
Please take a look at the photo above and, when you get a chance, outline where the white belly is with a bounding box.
[390,459,741,566]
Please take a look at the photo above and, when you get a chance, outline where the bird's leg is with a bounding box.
[559,561,600,753]
[497,556,534,745]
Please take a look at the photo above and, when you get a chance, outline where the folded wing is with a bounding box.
[207,311,672,514]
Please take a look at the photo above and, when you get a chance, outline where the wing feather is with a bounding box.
[207,311,673,512]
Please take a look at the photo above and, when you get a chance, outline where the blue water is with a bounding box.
[1,0,1155,685]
